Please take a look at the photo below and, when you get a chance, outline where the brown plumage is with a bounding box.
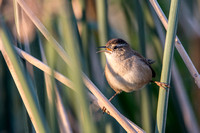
[97,38,169,113]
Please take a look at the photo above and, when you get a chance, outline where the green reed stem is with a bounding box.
[96,0,108,45]
[135,1,152,132]
[59,0,96,132]
[155,0,180,132]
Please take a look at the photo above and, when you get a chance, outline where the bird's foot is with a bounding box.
[102,106,110,115]
[153,81,170,89]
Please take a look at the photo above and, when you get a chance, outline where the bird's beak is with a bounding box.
[96,46,112,54]
[97,46,106,49]
[96,46,112,53]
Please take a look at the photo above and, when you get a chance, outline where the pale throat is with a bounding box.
[105,52,123,69]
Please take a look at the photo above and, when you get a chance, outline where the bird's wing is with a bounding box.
[133,51,156,78]
[145,59,156,78]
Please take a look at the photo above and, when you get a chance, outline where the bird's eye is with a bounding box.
[113,46,118,49]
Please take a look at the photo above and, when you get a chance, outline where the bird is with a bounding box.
[97,38,169,113]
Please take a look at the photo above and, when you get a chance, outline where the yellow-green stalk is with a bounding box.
[155,0,180,132]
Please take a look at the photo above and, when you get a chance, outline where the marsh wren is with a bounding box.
[97,38,169,112]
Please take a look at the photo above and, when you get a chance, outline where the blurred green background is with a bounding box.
[0,0,200,132]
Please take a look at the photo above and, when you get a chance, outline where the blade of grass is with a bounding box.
[21,11,35,77]
[39,41,72,133]
[0,20,49,133]
[13,0,34,77]
[56,89,72,133]
[149,0,200,88]
[13,1,33,131]
[13,0,21,38]
[121,1,139,50]
[39,39,58,132]
[155,0,180,132]
[78,0,89,73]
[58,0,96,132]
[96,0,108,44]
[96,0,108,66]
[135,1,152,132]
[172,63,200,133]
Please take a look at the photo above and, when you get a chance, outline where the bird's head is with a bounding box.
[97,38,130,55]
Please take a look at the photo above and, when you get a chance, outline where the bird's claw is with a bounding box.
[154,81,170,89]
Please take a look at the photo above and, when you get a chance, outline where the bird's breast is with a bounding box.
[105,54,152,92]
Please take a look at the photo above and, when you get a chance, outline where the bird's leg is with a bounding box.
[102,91,121,115]
[151,81,170,89]
[108,92,120,102]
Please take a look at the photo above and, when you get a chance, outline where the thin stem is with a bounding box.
[155,0,180,132]
[96,0,108,67]
[172,63,200,133]
[96,0,108,45]
[39,42,72,133]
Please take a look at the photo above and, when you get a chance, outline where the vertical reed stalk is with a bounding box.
[41,39,58,132]
[96,0,108,45]
[155,0,180,132]
[135,1,152,132]
[59,0,96,132]
[96,0,108,66]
